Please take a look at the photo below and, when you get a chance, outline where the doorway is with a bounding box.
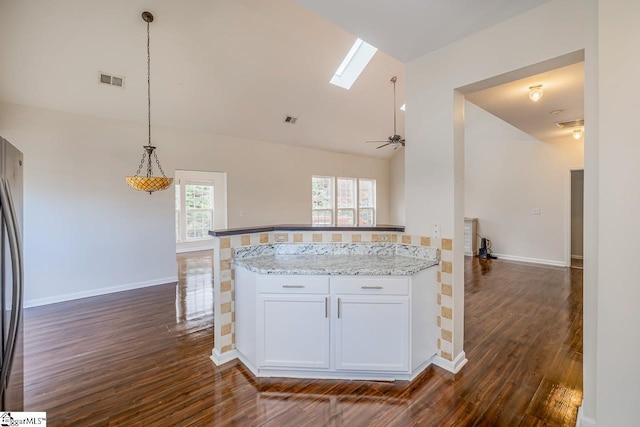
[570,169,584,269]
[175,170,227,253]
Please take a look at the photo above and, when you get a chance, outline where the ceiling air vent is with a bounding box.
[556,119,584,128]
[283,115,298,124]
[99,72,124,88]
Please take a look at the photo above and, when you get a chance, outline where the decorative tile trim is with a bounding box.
[403,234,455,361]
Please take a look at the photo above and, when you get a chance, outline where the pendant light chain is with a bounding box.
[154,151,167,177]
[146,19,168,179]
[147,20,152,149]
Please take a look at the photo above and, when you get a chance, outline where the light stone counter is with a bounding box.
[234,254,438,276]
[232,243,439,276]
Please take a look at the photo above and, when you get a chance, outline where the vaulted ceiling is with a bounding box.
[0,0,557,159]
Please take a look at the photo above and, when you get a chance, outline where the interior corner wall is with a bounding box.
[0,102,391,305]
[389,148,405,225]
[464,101,584,265]
[597,0,640,424]
[405,0,587,364]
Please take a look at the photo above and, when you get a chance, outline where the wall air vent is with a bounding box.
[556,119,584,128]
[284,115,298,124]
[99,72,125,88]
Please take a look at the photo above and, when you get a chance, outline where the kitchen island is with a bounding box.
[233,242,439,381]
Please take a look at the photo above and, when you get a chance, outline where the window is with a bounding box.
[330,38,378,90]
[175,181,214,242]
[185,184,214,239]
[312,176,376,226]
[312,176,334,225]
[337,177,356,226]
[358,179,376,226]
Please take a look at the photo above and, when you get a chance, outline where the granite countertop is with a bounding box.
[234,254,438,276]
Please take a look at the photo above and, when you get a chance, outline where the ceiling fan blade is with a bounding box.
[366,140,390,143]
[377,142,392,149]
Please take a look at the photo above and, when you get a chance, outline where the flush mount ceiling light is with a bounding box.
[573,128,584,139]
[125,11,173,194]
[528,84,544,102]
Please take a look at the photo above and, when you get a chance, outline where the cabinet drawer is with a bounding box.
[257,275,329,294]
[331,277,409,295]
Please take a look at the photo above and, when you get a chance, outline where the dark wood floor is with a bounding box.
[23,253,582,426]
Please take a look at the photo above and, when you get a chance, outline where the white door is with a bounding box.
[257,294,330,369]
[335,296,409,372]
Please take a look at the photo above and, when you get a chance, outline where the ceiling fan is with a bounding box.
[367,76,405,149]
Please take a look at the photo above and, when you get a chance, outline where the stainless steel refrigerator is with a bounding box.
[0,137,23,410]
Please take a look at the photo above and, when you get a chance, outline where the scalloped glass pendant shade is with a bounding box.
[125,176,173,193]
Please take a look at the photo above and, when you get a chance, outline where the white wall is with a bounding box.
[0,102,391,306]
[405,0,589,400]
[464,101,583,266]
[597,1,640,425]
[389,148,405,225]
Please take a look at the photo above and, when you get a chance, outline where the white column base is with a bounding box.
[576,406,596,427]
[210,348,238,366]
[431,351,468,374]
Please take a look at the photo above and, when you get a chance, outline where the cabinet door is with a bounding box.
[335,296,409,372]
[257,294,330,369]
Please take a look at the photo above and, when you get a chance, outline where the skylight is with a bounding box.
[330,38,378,90]
[400,103,406,111]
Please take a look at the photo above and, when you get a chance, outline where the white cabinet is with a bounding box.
[257,294,330,369]
[335,296,409,372]
[464,217,477,256]
[234,267,437,381]
[332,276,410,372]
[255,275,330,369]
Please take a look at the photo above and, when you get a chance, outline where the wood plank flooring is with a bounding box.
[23,253,582,426]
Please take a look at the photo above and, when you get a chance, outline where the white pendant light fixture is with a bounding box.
[528,84,544,102]
[125,11,173,194]
[573,128,584,140]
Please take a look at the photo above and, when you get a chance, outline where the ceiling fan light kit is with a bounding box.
[366,76,406,150]
[125,11,173,195]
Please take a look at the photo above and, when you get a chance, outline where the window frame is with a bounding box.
[312,176,376,226]
[176,180,215,242]
[312,176,335,226]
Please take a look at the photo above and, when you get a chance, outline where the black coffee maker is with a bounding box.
[478,238,497,259]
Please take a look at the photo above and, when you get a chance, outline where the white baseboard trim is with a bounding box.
[576,406,596,427]
[211,348,238,366]
[24,276,178,308]
[571,255,584,260]
[234,350,432,381]
[491,253,566,267]
[432,351,468,374]
[176,245,214,254]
